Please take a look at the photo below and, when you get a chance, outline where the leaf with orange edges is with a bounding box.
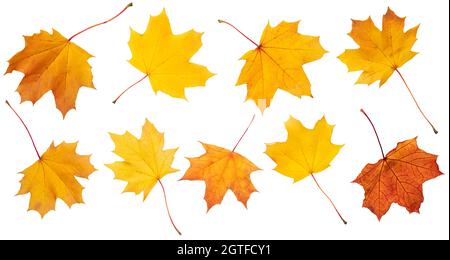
[338,8,419,86]
[182,143,260,210]
[6,30,94,117]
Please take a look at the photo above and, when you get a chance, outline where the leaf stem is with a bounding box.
[5,101,41,160]
[310,174,347,225]
[232,114,256,152]
[218,19,260,48]
[395,69,438,134]
[112,74,148,104]
[360,109,385,159]
[158,180,182,236]
[68,3,133,42]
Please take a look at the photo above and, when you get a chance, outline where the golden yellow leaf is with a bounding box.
[129,9,214,98]
[231,20,326,110]
[266,117,343,182]
[338,8,419,86]
[19,142,95,217]
[106,119,182,235]
[107,120,178,200]
[265,116,347,224]
[182,143,260,210]
[6,30,94,117]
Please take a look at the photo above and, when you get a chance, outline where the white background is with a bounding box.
[0,0,448,240]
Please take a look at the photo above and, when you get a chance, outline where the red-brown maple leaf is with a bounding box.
[354,137,442,220]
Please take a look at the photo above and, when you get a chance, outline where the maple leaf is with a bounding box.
[5,100,95,217]
[266,117,342,182]
[338,8,418,86]
[265,116,347,224]
[182,143,260,210]
[181,115,260,210]
[19,142,95,217]
[338,8,438,134]
[219,19,326,111]
[6,3,132,117]
[6,30,94,117]
[355,110,442,220]
[123,9,214,100]
[106,119,181,235]
[107,120,178,199]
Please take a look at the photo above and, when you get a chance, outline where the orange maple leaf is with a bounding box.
[338,8,418,86]
[6,4,132,117]
[339,8,437,134]
[182,143,260,210]
[6,30,94,117]
[181,115,260,210]
[356,110,442,220]
[219,19,326,111]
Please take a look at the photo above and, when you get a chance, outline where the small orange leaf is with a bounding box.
[182,143,260,210]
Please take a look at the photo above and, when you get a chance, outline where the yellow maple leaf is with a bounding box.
[338,8,418,86]
[220,20,326,111]
[128,9,214,99]
[182,143,260,210]
[107,120,178,200]
[19,142,95,217]
[106,119,182,235]
[266,117,342,182]
[266,116,347,224]
[6,30,94,117]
